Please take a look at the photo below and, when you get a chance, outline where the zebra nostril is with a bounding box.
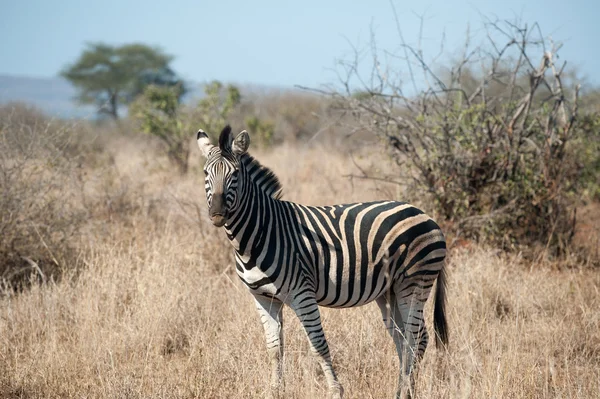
[210,213,226,227]
[209,193,226,217]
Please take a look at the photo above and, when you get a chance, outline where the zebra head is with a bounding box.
[197,125,250,227]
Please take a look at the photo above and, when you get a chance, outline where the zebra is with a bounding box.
[196,125,448,399]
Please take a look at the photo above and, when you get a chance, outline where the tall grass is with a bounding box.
[0,115,599,398]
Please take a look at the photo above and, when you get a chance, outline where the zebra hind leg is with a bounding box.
[290,295,344,399]
[376,294,412,399]
[394,289,429,399]
[254,296,285,399]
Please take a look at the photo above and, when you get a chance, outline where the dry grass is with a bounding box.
[1,128,599,398]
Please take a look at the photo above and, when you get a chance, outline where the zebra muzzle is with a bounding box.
[209,192,227,227]
[210,214,227,227]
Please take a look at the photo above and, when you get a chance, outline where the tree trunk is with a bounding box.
[109,91,119,120]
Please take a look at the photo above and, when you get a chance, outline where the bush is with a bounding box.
[194,80,241,141]
[0,104,87,289]
[327,19,598,255]
[130,85,191,174]
[238,90,333,144]
[245,115,274,147]
[573,112,600,200]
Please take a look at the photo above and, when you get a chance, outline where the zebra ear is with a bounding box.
[232,130,250,155]
[197,129,213,158]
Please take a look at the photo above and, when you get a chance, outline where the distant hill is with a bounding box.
[0,74,299,120]
[0,74,99,119]
[0,74,205,119]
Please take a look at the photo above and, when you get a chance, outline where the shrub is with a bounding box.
[130,85,191,174]
[240,90,332,144]
[0,104,87,289]
[245,115,274,147]
[573,112,600,200]
[194,80,241,141]
[327,19,597,255]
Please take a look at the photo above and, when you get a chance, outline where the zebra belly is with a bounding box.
[315,260,397,308]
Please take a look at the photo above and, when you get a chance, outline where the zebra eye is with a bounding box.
[203,169,208,176]
[232,170,239,179]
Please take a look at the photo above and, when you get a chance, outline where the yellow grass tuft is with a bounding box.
[1,132,599,398]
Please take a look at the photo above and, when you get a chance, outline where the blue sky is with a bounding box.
[1,0,599,88]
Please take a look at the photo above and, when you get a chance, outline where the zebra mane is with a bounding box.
[241,153,283,200]
[218,125,233,153]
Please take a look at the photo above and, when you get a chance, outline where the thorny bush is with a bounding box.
[326,19,599,257]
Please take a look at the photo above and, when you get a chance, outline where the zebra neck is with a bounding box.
[223,153,283,259]
[224,177,277,259]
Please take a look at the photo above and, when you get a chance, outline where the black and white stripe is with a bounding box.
[197,126,448,399]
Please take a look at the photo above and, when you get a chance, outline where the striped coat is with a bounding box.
[197,126,448,399]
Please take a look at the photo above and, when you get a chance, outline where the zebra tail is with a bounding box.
[433,264,449,348]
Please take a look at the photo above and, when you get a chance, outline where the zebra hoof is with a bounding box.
[395,389,412,399]
[329,386,344,399]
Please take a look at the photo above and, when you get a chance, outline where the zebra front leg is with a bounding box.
[290,296,344,399]
[254,296,285,398]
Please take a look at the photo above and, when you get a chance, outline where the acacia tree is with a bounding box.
[61,43,184,120]
[314,17,589,254]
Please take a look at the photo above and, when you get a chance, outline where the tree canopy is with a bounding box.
[61,43,185,119]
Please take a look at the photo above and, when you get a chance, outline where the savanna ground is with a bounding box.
[1,107,599,399]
